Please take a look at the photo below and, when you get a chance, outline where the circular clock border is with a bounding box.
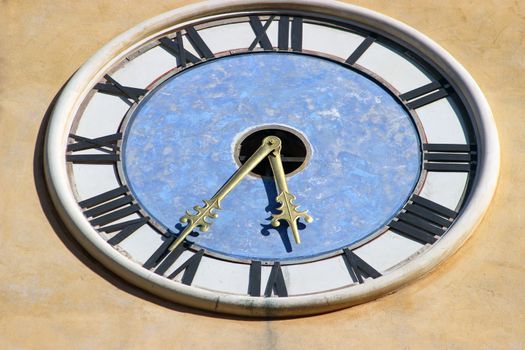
[116,49,426,265]
[44,0,500,317]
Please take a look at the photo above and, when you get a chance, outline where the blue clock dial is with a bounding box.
[121,52,421,261]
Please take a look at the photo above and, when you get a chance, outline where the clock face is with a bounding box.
[45,1,499,316]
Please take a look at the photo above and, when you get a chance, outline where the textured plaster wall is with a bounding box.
[1,0,524,349]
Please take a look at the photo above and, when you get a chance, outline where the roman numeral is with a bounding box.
[103,217,149,245]
[248,15,276,51]
[424,143,476,172]
[345,35,375,65]
[94,75,147,102]
[66,133,121,164]
[277,16,303,51]
[388,195,458,244]
[78,186,148,244]
[399,81,449,109]
[159,27,214,67]
[143,236,203,285]
[248,261,288,297]
[342,249,381,283]
[249,16,303,52]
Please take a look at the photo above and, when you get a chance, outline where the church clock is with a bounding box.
[44,0,499,317]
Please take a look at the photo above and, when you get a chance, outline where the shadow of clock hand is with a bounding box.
[259,177,305,253]
[173,222,200,239]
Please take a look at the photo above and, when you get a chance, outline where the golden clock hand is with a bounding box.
[268,147,313,244]
[169,136,282,251]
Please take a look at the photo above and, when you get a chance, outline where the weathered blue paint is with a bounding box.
[122,52,421,261]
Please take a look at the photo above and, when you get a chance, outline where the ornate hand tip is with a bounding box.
[178,198,221,232]
[300,211,313,223]
[271,191,313,243]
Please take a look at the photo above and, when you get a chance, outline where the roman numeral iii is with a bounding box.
[423,143,476,172]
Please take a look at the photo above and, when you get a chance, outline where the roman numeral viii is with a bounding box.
[66,133,121,164]
[388,195,458,244]
[248,261,288,297]
[143,235,204,286]
[78,186,148,245]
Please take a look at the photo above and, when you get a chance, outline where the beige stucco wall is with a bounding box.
[1,0,524,348]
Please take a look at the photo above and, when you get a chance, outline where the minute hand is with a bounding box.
[268,148,313,244]
[169,136,282,251]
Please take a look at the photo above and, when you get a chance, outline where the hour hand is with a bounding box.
[169,136,282,251]
[268,147,313,244]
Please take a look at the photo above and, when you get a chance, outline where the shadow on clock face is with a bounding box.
[170,175,304,254]
[259,177,295,254]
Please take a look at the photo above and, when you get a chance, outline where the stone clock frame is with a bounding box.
[45,0,499,317]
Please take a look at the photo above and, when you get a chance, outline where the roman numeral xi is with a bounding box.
[159,27,214,67]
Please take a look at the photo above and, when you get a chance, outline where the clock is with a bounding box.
[45,0,499,317]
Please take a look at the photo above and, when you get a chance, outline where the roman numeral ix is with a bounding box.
[66,133,121,164]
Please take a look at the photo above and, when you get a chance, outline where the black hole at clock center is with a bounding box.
[236,128,309,177]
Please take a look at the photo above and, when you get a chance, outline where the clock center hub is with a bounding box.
[235,125,311,177]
